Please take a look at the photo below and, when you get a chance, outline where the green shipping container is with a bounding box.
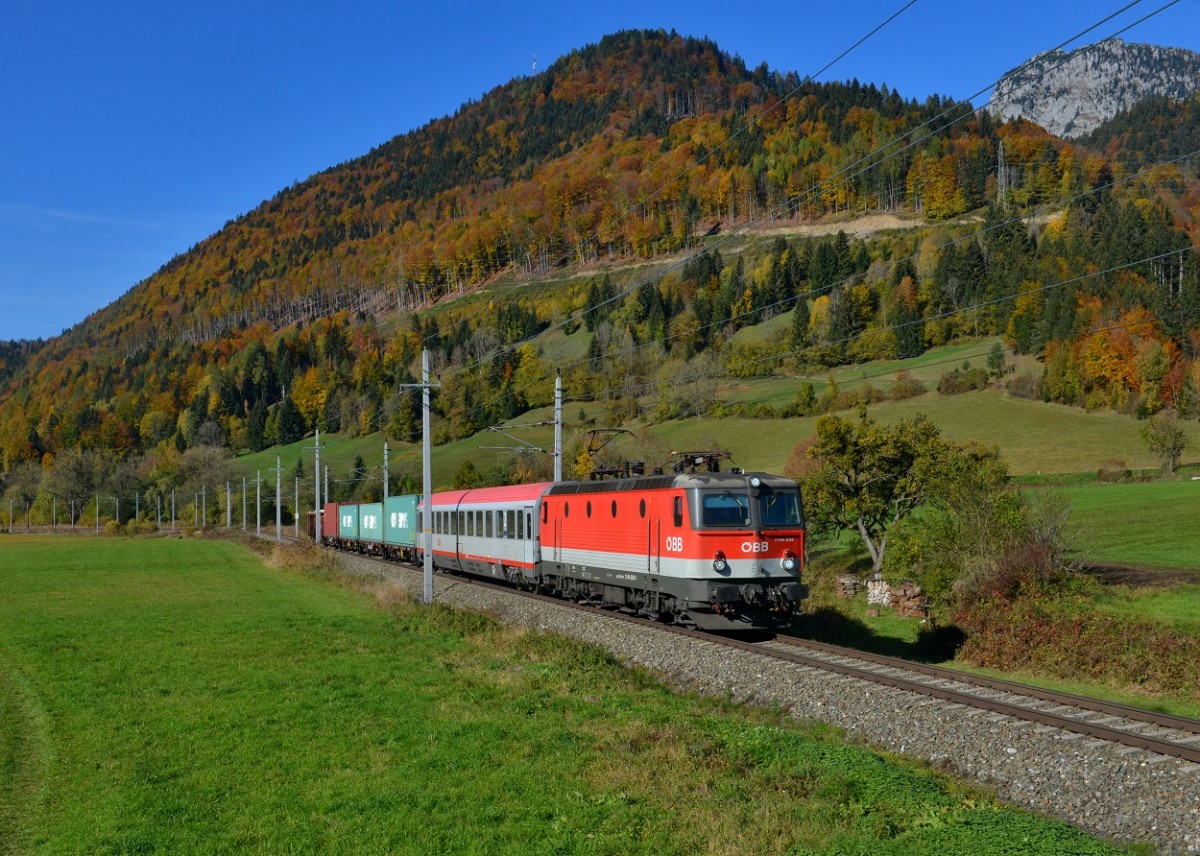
[359,502,383,543]
[384,495,419,547]
[338,504,359,540]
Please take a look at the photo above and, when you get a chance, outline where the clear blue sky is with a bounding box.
[2,0,1198,341]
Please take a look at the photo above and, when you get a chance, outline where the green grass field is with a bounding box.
[0,535,1125,855]
[1054,480,1200,571]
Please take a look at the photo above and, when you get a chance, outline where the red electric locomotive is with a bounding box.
[537,466,806,630]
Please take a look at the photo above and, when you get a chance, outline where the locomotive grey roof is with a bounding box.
[545,472,797,495]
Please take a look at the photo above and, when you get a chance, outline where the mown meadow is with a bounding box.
[0,535,1128,855]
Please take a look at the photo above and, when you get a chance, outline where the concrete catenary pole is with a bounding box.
[314,428,322,544]
[422,349,434,604]
[274,456,282,541]
[554,375,563,482]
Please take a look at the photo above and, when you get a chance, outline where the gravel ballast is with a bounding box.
[337,552,1200,854]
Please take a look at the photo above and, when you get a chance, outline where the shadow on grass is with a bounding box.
[786,606,966,664]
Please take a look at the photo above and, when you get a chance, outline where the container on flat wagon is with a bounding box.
[338,503,360,541]
[384,495,419,547]
[359,502,383,543]
[322,502,338,540]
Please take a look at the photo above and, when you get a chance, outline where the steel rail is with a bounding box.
[774,635,1200,736]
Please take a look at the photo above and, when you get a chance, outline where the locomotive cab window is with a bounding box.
[672,496,683,527]
[759,491,803,527]
[701,493,751,527]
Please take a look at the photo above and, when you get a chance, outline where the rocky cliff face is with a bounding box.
[991,38,1200,138]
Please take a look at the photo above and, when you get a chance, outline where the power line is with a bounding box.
[392,2,1191,447]
[568,242,1200,404]
[414,2,922,353]
[444,0,1181,380]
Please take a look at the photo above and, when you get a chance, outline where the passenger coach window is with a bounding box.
[517,510,524,540]
[486,511,493,538]
[702,494,751,527]
[506,510,515,539]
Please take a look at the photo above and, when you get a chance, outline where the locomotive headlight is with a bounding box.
[749,476,762,488]
[712,551,728,573]
[781,551,798,572]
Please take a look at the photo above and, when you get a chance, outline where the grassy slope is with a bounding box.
[0,535,1123,855]
[239,385,1199,485]
[1058,480,1200,570]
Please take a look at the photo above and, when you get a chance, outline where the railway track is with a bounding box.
[265,539,1200,851]
[276,537,1200,767]
[757,636,1200,765]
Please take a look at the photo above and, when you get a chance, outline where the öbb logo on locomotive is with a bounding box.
[315,457,807,632]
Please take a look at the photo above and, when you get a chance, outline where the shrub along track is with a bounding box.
[281,537,1200,853]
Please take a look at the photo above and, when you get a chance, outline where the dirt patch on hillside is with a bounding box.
[752,212,944,239]
[1079,562,1199,588]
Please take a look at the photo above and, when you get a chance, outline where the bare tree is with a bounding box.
[44,449,112,524]
[4,461,43,529]
[176,445,235,498]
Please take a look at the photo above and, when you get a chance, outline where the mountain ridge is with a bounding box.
[0,29,1197,471]
[991,37,1200,138]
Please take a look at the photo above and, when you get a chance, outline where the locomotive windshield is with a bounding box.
[701,493,751,527]
[698,486,804,529]
[759,491,803,527]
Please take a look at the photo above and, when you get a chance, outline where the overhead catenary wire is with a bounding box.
[415,0,924,353]
[396,0,1191,447]
[436,134,1200,439]
[443,0,1180,383]
[559,241,1200,406]
[545,144,1200,379]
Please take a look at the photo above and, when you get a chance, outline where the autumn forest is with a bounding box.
[2,29,1199,496]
